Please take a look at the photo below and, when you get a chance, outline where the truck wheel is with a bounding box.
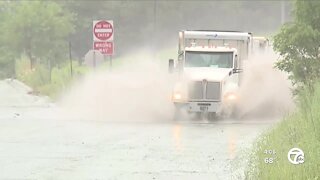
[173,107,182,121]
[231,107,242,120]
[208,112,218,121]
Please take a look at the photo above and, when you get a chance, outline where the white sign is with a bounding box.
[84,50,104,68]
[93,20,114,42]
[93,20,114,55]
[93,41,114,55]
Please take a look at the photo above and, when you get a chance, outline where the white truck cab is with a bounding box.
[169,30,252,119]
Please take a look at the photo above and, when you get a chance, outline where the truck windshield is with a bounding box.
[185,51,234,68]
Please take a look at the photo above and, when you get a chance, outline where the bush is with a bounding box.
[245,84,320,180]
[15,57,89,98]
[15,57,50,88]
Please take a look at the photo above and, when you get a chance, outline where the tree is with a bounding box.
[0,1,74,69]
[273,1,320,92]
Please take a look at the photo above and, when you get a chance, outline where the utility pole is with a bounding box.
[281,1,286,24]
[153,0,157,58]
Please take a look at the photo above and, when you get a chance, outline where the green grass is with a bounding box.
[15,57,89,98]
[14,47,177,99]
[245,85,320,180]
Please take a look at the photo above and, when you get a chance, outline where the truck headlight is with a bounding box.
[224,93,238,101]
[172,92,182,101]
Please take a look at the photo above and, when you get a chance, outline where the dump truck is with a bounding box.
[253,36,269,53]
[168,30,253,120]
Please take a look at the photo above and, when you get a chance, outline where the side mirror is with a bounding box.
[168,59,174,73]
[177,54,184,74]
[177,59,184,74]
[232,68,243,74]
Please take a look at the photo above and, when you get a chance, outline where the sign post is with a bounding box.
[68,41,73,76]
[93,20,114,69]
[84,50,104,68]
[110,56,112,68]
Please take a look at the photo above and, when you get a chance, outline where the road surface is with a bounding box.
[0,79,275,180]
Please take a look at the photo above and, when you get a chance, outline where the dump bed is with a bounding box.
[179,30,253,60]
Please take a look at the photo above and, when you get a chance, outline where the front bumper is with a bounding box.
[174,101,222,113]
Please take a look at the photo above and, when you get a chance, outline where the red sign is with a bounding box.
[93,41,113,55]
[93,20,113,41]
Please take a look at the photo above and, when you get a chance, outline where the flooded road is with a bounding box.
[0,79,278,180]
[0,109,274,180]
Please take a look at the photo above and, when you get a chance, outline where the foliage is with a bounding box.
[245,1,320,179]
[15,57,50,88]
[273,1,320,92]
[0,1,74,69]
[0,1,15,78]
[57,1,290,58]
[0,1,292,96]
[15,56,89,98]
[0,48,15,78]
[59,1,121,58]
[245,83,320,180]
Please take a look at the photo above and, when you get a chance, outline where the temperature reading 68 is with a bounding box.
[263,149,277,164]
[264,157,275,164]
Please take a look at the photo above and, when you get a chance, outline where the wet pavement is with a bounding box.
[0,80,275,180]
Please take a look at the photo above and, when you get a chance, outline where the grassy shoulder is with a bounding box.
[14,48,176,99]
[15,57,90,99]
[15,57,122,99]
[245,85,320,179]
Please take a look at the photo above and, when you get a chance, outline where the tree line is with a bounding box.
[274,0,320,93]
[0,1,291,78]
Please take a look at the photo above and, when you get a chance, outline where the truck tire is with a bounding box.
[207,112,218,121]
[173,107,182,121]
[231,106,242,120]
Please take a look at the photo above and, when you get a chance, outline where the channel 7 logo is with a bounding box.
[287,148,304,165]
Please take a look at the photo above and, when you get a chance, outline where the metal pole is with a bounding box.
[69,41,73,77]
[93,50,96,69]
[110,56,112,70]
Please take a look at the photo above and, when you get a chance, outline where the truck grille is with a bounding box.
[188,81,221,101]
[188,81,203,99]
[206,82,221,101]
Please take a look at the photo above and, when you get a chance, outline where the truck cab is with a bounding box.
[169,30,252,120]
